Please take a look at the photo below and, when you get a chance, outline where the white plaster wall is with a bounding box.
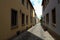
[43,0,60,35]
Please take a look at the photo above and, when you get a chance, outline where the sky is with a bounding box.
[30,0,42,19]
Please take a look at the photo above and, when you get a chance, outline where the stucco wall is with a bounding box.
[0,0,34,40]
[43,0,60,35]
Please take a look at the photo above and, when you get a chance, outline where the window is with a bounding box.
[58,0,60,3]
[43,6,45,11]
[52,8,56,24]
[22,13,25,25]
[46,0,49,5]
[27,2,28,9]
[11,9,17,26]
[20,0,22,3]
[46,13,49,24]
[30,17,32,23]
[30,9,31,14]
[20,10,21,14]
[26,15,28,24]
[22,0,24,5]
[30,7,31,14]
[43,16,45,23]
[44,0,49,10]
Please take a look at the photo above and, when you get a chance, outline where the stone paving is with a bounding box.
[12,23,55,40]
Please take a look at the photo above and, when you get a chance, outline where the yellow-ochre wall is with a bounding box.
[0,0,35,40]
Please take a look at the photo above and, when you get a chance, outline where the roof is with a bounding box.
[28,0,34,9]
[42,0,44,5]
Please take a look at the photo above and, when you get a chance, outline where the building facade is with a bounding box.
[0,0,35,40]
[32,10,36,26]
[42,0,60,40]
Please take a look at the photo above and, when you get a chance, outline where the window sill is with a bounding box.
[11,25,18,30]
[52,23,56,28]
[22,24,25,26]
[46,22,49,25]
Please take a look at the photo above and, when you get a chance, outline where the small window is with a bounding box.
[22,13,25,25]
[43,16,45,23]
[46,0,49,5]
[45,0,49,8]
[46,13,49,24]
[11,9,17,26]
[30,7,31,14]
[52,8,56,24]
[20,0,22,3]
[22,0,24,5]
[58,0,60,3]
[52,8,56,27]
[20,10,21,14]
[26,15,28,24]
[27,2,28,9]
[30,17,32,23]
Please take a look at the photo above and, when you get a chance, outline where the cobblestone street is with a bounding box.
[12,23,55,40]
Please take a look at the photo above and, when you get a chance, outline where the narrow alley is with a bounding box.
[1,0,60,40]
[12,23,54,40]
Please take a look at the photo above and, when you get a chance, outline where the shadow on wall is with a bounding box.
[11,31,43,40]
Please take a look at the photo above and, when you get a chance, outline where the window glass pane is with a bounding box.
[11,9,17,26]
[22,13,25,24]
[52,8,56,24]
[46,13,49,24]
[22,0,24,5]
[27,2,28,9]
[26,15,28,24]
[58,0,60,3]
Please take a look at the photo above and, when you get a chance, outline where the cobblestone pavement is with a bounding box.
[12,23,55,40]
